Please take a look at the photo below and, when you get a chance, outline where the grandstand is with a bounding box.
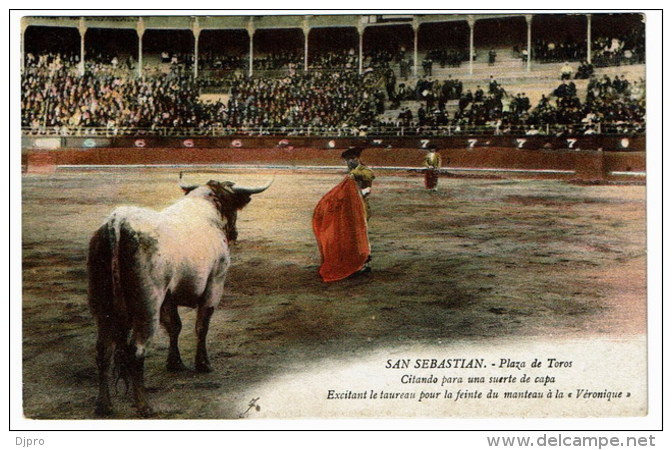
[20,13,646,181]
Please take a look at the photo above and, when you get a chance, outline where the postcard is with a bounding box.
[15,10,657,429]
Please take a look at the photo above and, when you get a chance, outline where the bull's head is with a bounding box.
[179,172,272,242]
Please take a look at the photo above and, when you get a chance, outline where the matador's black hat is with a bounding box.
[341,146,364,160]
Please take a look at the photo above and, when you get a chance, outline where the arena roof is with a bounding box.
[22,13,572,32]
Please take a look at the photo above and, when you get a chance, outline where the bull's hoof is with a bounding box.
[136,405,155,418]
[195,361,213,373]
[166,359,187,372]
[94,402,113,417]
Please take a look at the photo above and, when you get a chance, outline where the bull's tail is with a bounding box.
[109,215,125,315]
[108,217,133,393]
[88,216,129,332]
[88,216,133,406]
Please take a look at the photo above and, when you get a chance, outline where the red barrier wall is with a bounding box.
[24,146,646,182]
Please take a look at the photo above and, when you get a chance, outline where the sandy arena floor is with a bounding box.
[20,169,646,419]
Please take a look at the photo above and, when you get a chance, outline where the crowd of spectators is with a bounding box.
[591,28,645,67]
[253,50,303,71]
[378,71,644,136]
[200,50,303,72]
[197,48,398,77]
[454,74,647,135]
[532,39,586,63]
[25,52,79,69]
[309,49,359,70]
[22,64,211,132]
[394,76,463,104]
[426,48,469,68]
[224,70,383,129]
[527,25,644,68]
[583,74,646,133]
[195,27,644,76]
[452,80,507,128]
[21,53,386,133]
[198,52,247,71]
[22,48,646,137]
[574,61,595,79]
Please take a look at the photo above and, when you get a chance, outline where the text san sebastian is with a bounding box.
[386,358,485,369]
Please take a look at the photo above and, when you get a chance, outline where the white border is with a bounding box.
[5,4,665,447]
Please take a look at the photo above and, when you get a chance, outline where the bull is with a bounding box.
[87,174,271,417]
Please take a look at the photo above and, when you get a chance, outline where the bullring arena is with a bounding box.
[19,13,649,421]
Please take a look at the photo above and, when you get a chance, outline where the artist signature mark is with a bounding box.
[239,397,261,418]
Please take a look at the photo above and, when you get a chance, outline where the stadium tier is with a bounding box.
[21,13,646,181]
[21,14,645,138]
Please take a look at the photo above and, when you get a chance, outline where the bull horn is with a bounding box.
[231,178,274,195]
[178,171,199,192]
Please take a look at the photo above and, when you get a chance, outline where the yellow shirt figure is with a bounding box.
[340,146,375,274]
[349,162,375,220]
[423,148,441,191]
[424,151,442,169]
[350,163,376,190]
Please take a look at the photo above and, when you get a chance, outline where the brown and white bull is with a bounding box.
[87,174,271,416]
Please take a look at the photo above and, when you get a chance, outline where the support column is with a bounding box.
[468,16,475,75]
[78,18,87,76]
[526,14,533,72]
[247,18,255,77]
[303,16,310,72]
[137,18,145,79]
[357,24,364,75]
[586,14,592,63]
[304,30,309,71]
[20,19,27,72]
[192,18,201,78]
[412,20,419,77]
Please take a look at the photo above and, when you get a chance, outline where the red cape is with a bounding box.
[313,176,370,282]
